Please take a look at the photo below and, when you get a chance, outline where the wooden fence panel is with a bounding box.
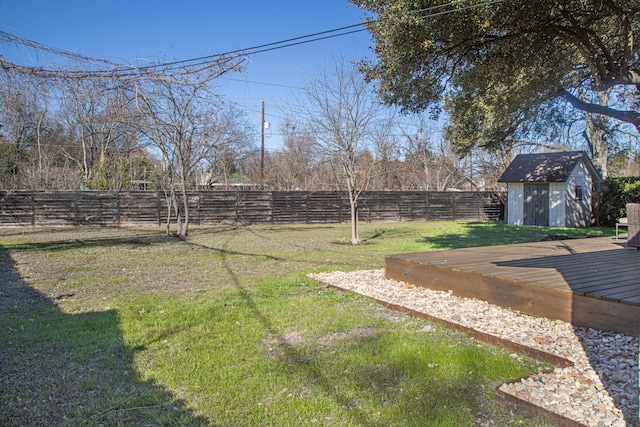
[361,192,402,223]
[33,192,77,226]
[186,192,201,225]
[426,192,455,221]
[199,191,237,224]
[452,192,483,221]
[75,191,119,226]
[0,191,34,226]
[157,192,201,225]
[400,192,429,221]
[481,193,505,221]
[119,191,161,226]
[237,192,272,224]
[307,192,343,223]
[272,191,308,224]
[0,190,505,227]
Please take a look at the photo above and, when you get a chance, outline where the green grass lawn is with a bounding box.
[0,221,611,426]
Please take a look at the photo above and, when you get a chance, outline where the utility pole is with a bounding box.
[261,100,265,189]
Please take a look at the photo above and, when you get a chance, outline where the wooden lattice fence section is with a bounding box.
[0,190,504,227]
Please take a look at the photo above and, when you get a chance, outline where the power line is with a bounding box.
[110,0,495,72]
[217,95,291,123]
[128,0,488,72]
[0,0,503,79]
[135,23,368,72]
[220,77,303,90]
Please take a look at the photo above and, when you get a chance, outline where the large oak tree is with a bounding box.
[351,0,640,167]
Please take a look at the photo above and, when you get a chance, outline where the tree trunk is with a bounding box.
[349,194,359,245]
[582,91,610,178]
[174,195,182,237]
[584,113,608,178]
[165,187,174,236]
[178,164,189,238]
[180,188,189,238]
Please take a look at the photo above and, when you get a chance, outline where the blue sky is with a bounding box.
[0,0,375,151]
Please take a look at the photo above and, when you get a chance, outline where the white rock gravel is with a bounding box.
[309,269,639,427]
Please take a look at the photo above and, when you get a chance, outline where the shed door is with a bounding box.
[524,184,549,226]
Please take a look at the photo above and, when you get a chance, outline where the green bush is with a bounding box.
[597,177,640,226]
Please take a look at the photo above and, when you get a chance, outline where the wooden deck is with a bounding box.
[385,237,640,336]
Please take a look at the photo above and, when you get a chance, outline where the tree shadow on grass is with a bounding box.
[4,231,171,253]
[0,245,208,426]
[212,235,526,426]
[208,230,397,425]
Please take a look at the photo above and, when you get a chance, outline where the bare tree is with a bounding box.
[137,79,205,236]
[135,61,243,237]
[276,119,319,190]
[59,76,140,187]
[294,58,390,244]
[368,119,403,190]
[0,72,52,188]
[400,118,433,191]
[1,31,246,197]
[201,105,255,188]
[400,117,465,191]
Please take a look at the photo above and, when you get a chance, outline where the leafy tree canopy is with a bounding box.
[351,0,640,154]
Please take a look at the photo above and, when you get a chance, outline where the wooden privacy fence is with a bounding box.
[0,190,505,227]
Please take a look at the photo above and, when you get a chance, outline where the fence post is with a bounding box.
[31,191,35,227]
[235,191,239,224]
[73,192,78,226]
[156,191,161,227]
[197,189,201,226]
[116,191,121,227]
[453,192,458,221]
[425,191,430,222]
[270,190,274,224]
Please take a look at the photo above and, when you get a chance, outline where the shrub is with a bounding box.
[596,177,640,226]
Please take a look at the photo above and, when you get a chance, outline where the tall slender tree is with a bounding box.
[293,58,391,244]
[134,59,244,237]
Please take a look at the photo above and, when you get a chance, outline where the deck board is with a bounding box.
[385,237,640,335]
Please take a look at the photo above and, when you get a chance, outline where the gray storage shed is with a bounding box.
[498,151,602,227]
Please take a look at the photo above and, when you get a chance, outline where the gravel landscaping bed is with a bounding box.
[309,269,639,427]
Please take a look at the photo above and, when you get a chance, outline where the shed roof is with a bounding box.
[498,151,602,183]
